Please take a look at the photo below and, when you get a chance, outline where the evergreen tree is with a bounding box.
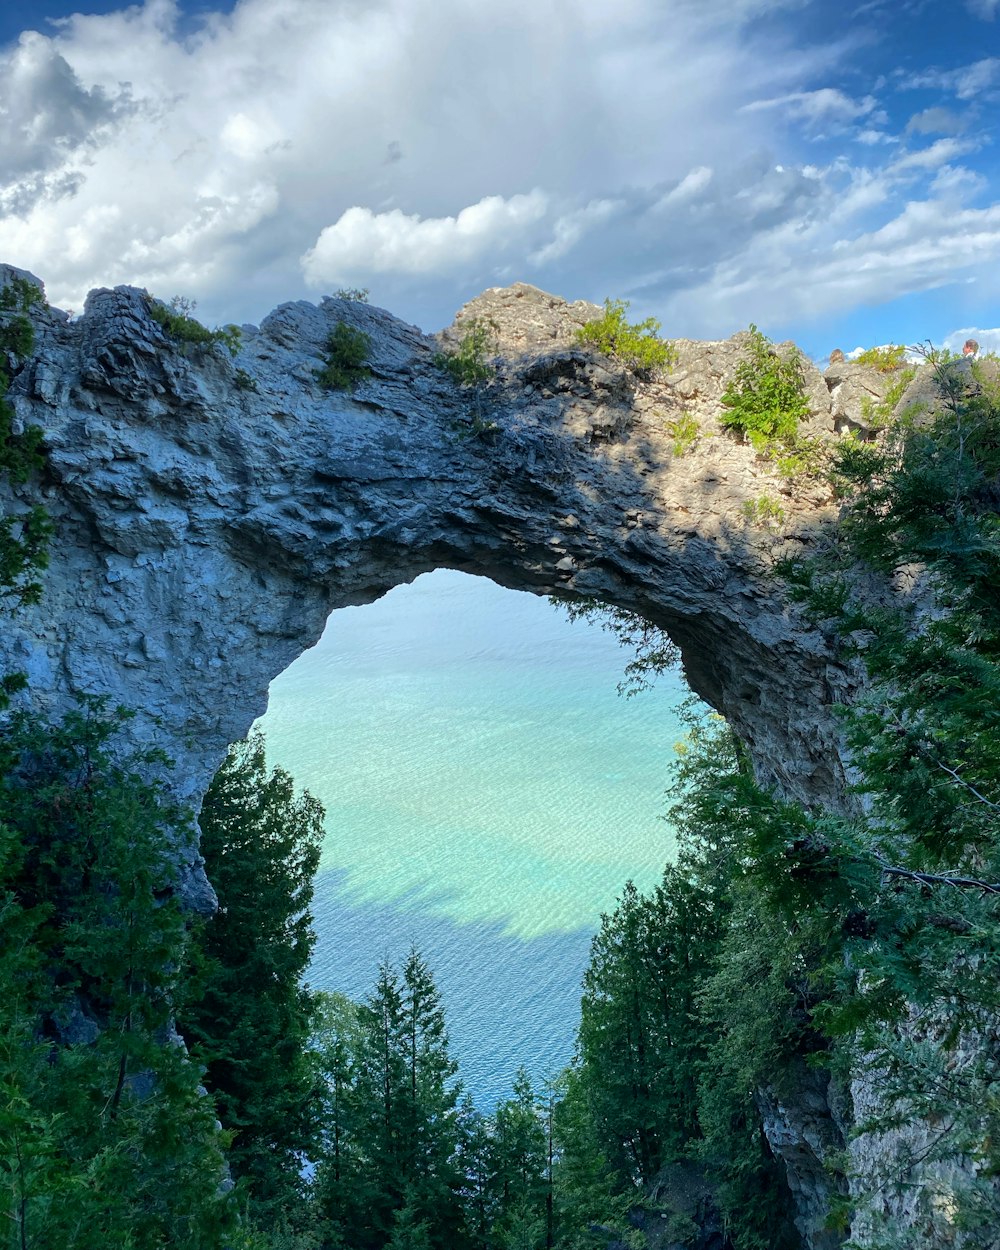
[490,1070,548,1250]
[0,702,238,1248]
[181,730,324,1231]
[312,991,366,1245]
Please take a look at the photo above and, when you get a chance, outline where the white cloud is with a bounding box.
[657,192,1000,338]
[302,193,549,284]
[530,199,622,266]
[906,107,966,136]
[743,87,881,129]
[944,326,1000,353]
[654,166,714,209]
[0,31,132,190]
[0,0,879,326]
[965,0,1000,18]
[905,57,1000,100]
[0,0,995,348]
[891,138,980,173]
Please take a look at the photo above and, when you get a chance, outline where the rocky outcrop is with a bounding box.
[1,275,864,843]
[0,268,951,1247]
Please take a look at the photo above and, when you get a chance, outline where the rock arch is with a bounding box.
[4,271,857,907]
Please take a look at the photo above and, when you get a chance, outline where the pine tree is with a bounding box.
[181,731,324,1231]
[491,1070,547,1250]
[0,702,238,1248]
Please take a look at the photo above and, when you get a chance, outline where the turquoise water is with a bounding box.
[256,569,692,1106]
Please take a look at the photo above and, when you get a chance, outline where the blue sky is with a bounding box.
[0,0,997,358]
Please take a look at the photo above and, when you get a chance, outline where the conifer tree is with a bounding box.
[0,703,238,1248]
[181,731,324,1231]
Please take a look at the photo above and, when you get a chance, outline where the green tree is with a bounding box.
[0,701,238,1249]
[312,991,366,1243]
[491,1070,548,1250]
[181,731,324,1231]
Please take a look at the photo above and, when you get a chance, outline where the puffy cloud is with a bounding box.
[944,326,1000,353]
[302,193,549,285]
[0,32,131,175]
[4,0,845,323]
[0,0,995,347]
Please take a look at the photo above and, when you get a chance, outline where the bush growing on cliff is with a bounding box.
[852,343,908,372]
[149,295,242,356]
[720,324,810,456]
[317,321,373,391]
[575,298,675,378]
[433,317,499,387]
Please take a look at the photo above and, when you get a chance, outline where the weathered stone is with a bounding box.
[0,266,966,1248]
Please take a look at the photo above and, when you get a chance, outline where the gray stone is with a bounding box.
[1,266,981,1248]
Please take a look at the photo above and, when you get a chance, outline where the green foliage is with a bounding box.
[235,367,260,392]
[551,708,807,1250]
[720,324,811,467]
[665,410,699,456]
[554,600,680,698]
[859,366,918,430]
[434,318,499,387]
[333,287,370,303]
[739,493,786,526]
[313,951,468,1250]
[317,321,373,391]
[764,343,1000,1242]
[182,731,324,1231]
[574,298,675,378]
[0,699,239,1248]
[0,276,51,628]
[148,295,243,355]
[852,343,908,372]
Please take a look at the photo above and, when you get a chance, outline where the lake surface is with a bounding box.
[256,568,692,1107]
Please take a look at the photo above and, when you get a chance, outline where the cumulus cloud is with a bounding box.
[0,0,864,325]
[0,0,996,348]
[302,193,549,284]
[0,30,133,215]
[944,326,1000,353]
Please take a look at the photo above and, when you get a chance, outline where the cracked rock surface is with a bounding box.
[3,269,946,1248]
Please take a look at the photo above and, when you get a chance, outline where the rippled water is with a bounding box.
[256,569,692,1106]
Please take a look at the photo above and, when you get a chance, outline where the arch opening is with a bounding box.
[254,567,696,1106]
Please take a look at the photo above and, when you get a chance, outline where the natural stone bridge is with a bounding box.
[3,266,958,1248]
[3,268,888,905]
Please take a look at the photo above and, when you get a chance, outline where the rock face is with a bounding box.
[2,275,859,830]
[0,269,939,1246]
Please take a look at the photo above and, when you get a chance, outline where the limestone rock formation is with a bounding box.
[0,266,944,1247]
[2,272,862,837]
